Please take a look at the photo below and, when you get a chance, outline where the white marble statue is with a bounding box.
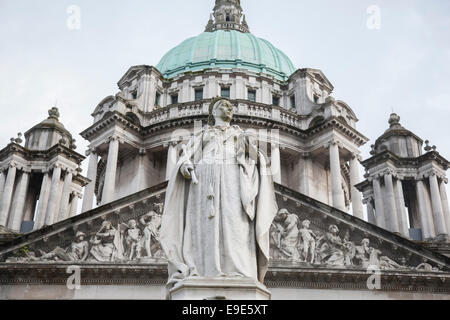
[161,98,278,286]
[299,220,317,263]
[277,209,301,261]
[140,211,162,258]
[124,219,142,261]
[30,232,89,262]
[89,221,123,262]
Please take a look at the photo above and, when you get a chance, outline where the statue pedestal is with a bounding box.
[168,277,271,300]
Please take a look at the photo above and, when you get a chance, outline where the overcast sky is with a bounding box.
[0,0,449,179]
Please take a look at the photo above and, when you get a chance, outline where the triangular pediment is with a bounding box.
[0,183,449,275]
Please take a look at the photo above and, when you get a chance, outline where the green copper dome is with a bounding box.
[156,30,296,81]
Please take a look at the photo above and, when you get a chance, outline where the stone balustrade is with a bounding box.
[140,99,306,131]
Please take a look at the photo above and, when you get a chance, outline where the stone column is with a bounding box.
[384,173,400,233]
[102,137,120,205]
[271,143,281,184]
[0,164,17,226]
[365,198,376,224]
[34,172,51,230]
[439,179,450,235]
[166,142,178,180]
[0,170,6,195]
[44,165,62,226]
[9,170,30,232]
[299,153,311,196]
[349,155,364,219]
[81,149,98,213]
[416,179,434,239]
[429,173,448,236]
[70,193,80,218]
[141,74,151,112]
[58,170,74,222]
[394,178,409,237]
[372,177,386,229]
[329,142,345,210]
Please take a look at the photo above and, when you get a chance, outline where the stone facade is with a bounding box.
[0,108,88,233]
[81,65,366,217]
[357,114,450,243]
[0,183,449,299]
[0,0,449,300]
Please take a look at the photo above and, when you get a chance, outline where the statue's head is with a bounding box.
[75,231,86,241]
[101,220,112,230]
[208,98,233,126]
[128,219,137,228]
[277,208,289,220]
[302,220,310,228]
[361,238,370,247]
[329,224,339,234]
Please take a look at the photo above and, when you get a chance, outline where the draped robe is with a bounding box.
[161,125,278,286]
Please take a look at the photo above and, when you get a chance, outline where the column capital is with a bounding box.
[51,163,64,170]
[350,153,363,162]
[85,147,98,157]
[372,174,384,181]
[300,152,311,159]
[65,168,76,176]
[326,139,344,150]
[72,191,83,199]
[108,135,124,144]
[21,167,32,174]
[381,168,397,178]
[163,140,179,148]
[8,162,18,169]
[422,170,436,179]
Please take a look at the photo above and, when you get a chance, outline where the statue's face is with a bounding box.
[214,100,233,123]
[329,225,338,234]
[362,239,370,248]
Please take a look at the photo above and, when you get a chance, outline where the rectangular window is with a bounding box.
[195,89,203,101]
[272,96,280,106]
[221,87,230,99]
[171,94,178,104]
[290,95,296,109]
[248,89,256,102]
[131,90,138,100]
[155,92,161,106]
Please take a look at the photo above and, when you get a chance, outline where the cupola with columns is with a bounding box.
[0,107,89,233]
[205,0,249,33]
[357,113,450,242]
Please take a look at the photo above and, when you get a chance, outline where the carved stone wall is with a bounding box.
[0,183,449,296]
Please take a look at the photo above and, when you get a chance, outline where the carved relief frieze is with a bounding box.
[1,186,448,276]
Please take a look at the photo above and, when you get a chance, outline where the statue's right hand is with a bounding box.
[181,162,194,179]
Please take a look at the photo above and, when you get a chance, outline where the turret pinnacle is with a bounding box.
[205,0,250,33]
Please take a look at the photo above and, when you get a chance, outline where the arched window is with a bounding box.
[125,112,141,126]
[309,116,325,128]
